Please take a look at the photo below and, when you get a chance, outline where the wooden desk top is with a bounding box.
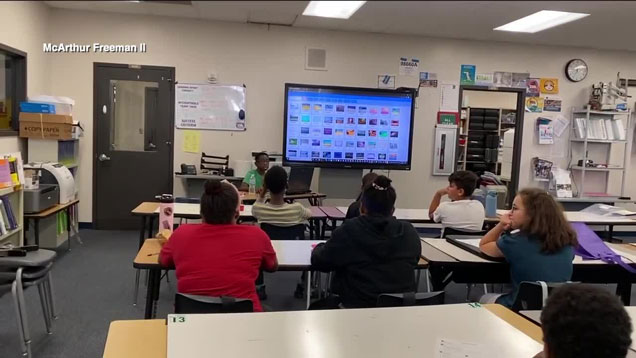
[131,202,160,216]
[24,199,79,218]
[102,319,166,358]
[133,239,162,268]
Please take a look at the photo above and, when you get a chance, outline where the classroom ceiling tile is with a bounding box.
[44,1,636,51]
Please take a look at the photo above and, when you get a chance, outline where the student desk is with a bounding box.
[102,304,542,358]
[520,308,636,356]
[131,200,329,249]
[420,236,636,305]
[134,238,428,319]
[134,239,325,319]
[24,199,80,250]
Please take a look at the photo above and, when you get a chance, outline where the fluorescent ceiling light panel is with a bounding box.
[494,10,589,33]
[303,1,366,19]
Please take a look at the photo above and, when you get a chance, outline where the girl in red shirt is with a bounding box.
[160,180,278,312]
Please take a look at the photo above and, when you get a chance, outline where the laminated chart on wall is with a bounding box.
[175,83,246,131]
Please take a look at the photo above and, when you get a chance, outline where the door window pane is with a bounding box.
[109,80,159,152]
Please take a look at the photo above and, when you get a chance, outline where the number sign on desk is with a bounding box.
[176,83,246,131]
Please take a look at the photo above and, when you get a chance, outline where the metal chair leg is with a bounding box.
[46,273,58,319]
[14,268,32,358]
[12,281,29,357]
[425,270,431,293]
[37,283,52,334]
[133,269,140,306]
[483,284,488,294]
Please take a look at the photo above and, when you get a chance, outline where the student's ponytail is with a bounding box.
[361,175,397,216]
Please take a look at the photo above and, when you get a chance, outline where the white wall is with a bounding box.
[45,8,636,222]
[0,1,50,154]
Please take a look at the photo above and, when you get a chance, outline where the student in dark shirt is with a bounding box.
[479,188,578,307]
[345,172,378,219]
[537,284,632,358]
[312,175,421,308]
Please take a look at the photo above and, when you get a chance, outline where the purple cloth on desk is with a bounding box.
[572,222,636,274]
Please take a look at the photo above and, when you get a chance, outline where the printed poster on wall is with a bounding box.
[527,78,540,97]
[460,64,476,85]
[419,72,438,87]
[399,57,420,77]
[511,73,530,88]
[493,72,512,87]
[544,97,562,112]
[526,97,544,112]
[475,73,494,86]
[378,74,396,89]
[540,78,559,94]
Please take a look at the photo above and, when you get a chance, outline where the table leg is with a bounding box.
[306,270,312,309]
[34,218,40,246]
[309,220,314,240]
[144,268,161,319]
[616,280,631,306]
[138,216,147,249]
[66,207,72,251]
[147,217,155,239]
[608,225,614,242]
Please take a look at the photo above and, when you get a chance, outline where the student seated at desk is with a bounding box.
[479,188,577,308]
[311,175,421,308]
[345,172,378,220]
[428,170,485,233]
[239,152,269,192]
[252,166,312,226]
[159,179,278,312]
[538,284,632,358]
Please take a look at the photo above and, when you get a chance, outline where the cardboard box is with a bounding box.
[19,112,73,140]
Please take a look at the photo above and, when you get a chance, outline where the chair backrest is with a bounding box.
[511,281,574,312]
[377,291,445,307]
[174,293,253,314]
[175,197,201,204]
[260,223,306,240]
[441,227,486,238]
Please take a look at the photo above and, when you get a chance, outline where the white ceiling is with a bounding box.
[44,1,636,52]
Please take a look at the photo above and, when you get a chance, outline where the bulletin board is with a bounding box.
[175,83,246,131]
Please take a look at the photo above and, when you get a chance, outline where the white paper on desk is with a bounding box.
[436,338,490,358]
[553,114,569,137]
[440,83,460,112]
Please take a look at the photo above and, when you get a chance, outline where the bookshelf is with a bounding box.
[457,107,515,176]
[0,185,24,247]
[568,105,632,198]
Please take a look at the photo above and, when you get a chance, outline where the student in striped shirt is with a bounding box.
[252,166,312,226]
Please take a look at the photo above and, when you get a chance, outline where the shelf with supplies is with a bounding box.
[571,138,627,143]
[27,138,80,174]
[568,105,632,198]
[457,107,513,176]
[571,166,625,172]
[0,185,24,247]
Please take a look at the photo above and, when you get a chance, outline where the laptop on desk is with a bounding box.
[286,167,314,195]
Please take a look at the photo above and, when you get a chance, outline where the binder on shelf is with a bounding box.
[1,196,17,230]
[613,119,626,140]
[604,119,615,140]
[0,201,8,235]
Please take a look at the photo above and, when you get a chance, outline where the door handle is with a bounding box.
[148,143,157,149]
[98,154,111,162]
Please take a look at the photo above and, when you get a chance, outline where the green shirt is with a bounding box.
[242,169,264,190]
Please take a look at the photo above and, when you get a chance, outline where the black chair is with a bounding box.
[511,281,575,312]
[260,223,306,240]
[174,293,253,314]
[377,291,445,307]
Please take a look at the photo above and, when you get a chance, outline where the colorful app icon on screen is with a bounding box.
[302,104,311,112]
[325,104,333,113]
[334,152,343,159]
[324,128,333,135]
[358,118,367,125]
[356,153,365,159]
[357,141,365,148]
[390,131,399,138]
[288,150,297,157]
[391,120,400,126]
[345,152,354,159]
[289,138,298,145]
[312,151,320,158]
[346,129,355,136]
[369,118,378,125]
[301,115,310,123]
[357,130,366,136]
[336,105,345,112]
[300,151,309,158]
[368,130,377,137]
[314,104,322,112]
[323,151,332,159]
[323,117,333,124]
[335,117,344,124]
[378,153,387,160]
[290,116,299,122]
[380,131,389,138]
[358,106,367,114]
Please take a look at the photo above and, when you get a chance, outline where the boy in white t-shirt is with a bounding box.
[428,171,485,233]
